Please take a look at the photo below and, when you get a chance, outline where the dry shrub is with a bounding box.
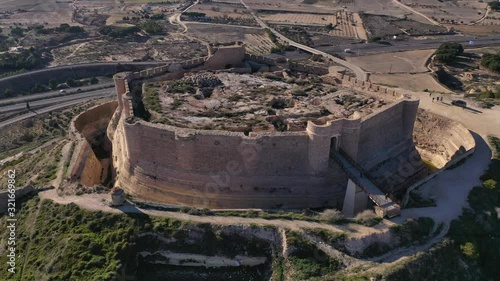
[320,209,344,223]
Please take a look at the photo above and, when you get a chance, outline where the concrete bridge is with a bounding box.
[331,149,401,218]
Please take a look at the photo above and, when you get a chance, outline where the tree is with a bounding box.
[481,53,500,73]
[10,26,24,37]
[489,1,500,11]
[90,77,99,85]
[460,242,479,260]
[49,79,58,90]
[434,42,464,64]
[140,21,163,34]
[483,179,497,190]
[326,23,334,30]
[4,88,13,97]
[66,78,77,87]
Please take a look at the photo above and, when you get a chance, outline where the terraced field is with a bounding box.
[260,11,363,39]
[244,33,275,55]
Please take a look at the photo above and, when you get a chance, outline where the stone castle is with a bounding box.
[69,43,430,215]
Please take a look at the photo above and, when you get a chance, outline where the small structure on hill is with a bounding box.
[111,187,126,206]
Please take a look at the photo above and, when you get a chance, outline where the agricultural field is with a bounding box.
[181,1,258,26]
[400,0,488,25]
[0,0,73,28]
[259,10,366,39]
[259,12,337,25]
[243,0,340,13]
[346,49,435,74]
[188,2,253,19]
[370,73,451,93]
[185,22,261,42]
[360,13,448,39]
[271,24,361,48]
[447,23,500,36]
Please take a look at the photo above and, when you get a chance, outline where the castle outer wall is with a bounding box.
[109,77,421,209]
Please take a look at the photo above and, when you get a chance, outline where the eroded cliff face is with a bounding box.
[413,109,475,169]
[70,101,118,187]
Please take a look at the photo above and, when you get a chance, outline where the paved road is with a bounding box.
[0,89,115,128]
[240,0,368,81]
[319,35,500,56]
[0,88,115,114]
[0,82,114,106]
[0,61,167,84]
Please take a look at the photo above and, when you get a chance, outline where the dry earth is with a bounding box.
[370,73,451,93]
[347,49,434,74]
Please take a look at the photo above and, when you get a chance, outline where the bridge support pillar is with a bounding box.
[342,179,368,218]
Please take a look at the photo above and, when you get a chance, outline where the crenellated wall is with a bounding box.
[51,45,469,210]
[111,115,348,208]
[108,70,424,208]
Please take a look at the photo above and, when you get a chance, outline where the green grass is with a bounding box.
[303,228,347,246]
[422,159,439,172]
[0,198,274,281]
[142,82,162,113]
[285,230,342,280]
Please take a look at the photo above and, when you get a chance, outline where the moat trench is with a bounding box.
[118,226,277,280]
[73,101,118,187]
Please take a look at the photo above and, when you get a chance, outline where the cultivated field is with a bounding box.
[360,13,448,38]
[448,23,500,36]
[347,49,435,73]
[185,22,274,54]
[187,22,259,42]
[401,0,487,24]
[259,10,366,39]
[371,73,451,93]
[243,0,340,13]
[0,0,73,28]
[188,2,254,19]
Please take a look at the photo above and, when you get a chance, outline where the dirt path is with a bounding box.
[38,189,387,239]
[391,0,441,26]
[65,42,87,59]
[413,91,500,138]
[51,140,72,189]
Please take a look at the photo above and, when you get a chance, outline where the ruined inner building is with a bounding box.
[68,43,474,217]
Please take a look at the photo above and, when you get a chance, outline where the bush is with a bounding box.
[483,179,497,190]
[460,242,479,260]
[353,210,381,226]
[434,42,464,64]
[66,78,77,87]
[489,1,500,11]
[368,35,382,42]
[480,53,500,73]
[141,20,163,34]
[319,209,343,223]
